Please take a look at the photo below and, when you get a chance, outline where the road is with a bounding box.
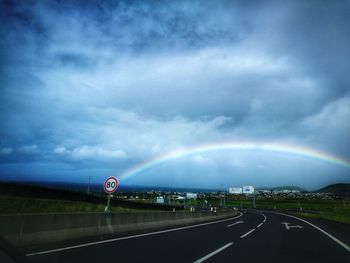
[24,210,350,263]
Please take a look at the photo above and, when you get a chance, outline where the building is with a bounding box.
[186,193,197,199]
[228,187,243,194]
[155,196,165,204]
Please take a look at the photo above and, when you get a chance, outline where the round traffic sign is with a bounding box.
[104,176,118,193]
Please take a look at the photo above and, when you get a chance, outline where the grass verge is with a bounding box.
[0,195,140,214]
[200,196,350,224]
[288,210,350,225]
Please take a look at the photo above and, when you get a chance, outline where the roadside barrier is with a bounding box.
[0,210,236,251]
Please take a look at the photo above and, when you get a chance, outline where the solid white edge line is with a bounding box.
[266,211,350,253]
[257,223,263,228]
[193,242,233,263]
[26,212,243,257]
[240,228,256,238]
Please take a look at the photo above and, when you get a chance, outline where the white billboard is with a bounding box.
[229,187,243,194]
[242,185,255,194]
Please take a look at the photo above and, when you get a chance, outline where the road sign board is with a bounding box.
[104,176,118,194]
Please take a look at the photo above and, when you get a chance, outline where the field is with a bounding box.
[1,193,349,225]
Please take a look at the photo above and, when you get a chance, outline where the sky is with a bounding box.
[0,0,350,190]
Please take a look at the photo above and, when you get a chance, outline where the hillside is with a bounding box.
[318,183,350,196]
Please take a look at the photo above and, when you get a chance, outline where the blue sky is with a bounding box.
[1,0,350,190]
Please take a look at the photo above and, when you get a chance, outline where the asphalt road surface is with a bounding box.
[20,210,350,262]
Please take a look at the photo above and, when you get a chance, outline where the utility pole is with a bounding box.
[223,188,226,208]
[253,188,256,209]
[223,188,226,207]
[87,176,96,195]
[220,184,224,208]
[87,175,91,194]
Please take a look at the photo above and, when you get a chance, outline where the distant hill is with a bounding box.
[318,183,350,196]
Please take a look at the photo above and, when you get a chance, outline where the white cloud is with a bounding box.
[70,145,127,160]
[191,154,213,165]
[0,148,13,155]
[54,144,127,161]
[18,145,39,154]
[299,96,350,154]
[54,146,69,154]
[38,45,308,120]
[79,108,234,159]
[301,97,350,128]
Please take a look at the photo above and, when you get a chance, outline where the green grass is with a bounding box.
[197,195,350,224]
[289,210,350,225]
[0,195,140,214]
[254,198,350,224]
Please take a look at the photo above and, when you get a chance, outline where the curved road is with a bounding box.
[26,210,350,263]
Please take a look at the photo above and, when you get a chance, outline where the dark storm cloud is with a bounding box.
[0,0,349,188]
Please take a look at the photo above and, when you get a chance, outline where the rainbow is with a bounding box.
[119,141,350,181]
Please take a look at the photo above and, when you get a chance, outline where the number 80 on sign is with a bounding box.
[104,176,118,193]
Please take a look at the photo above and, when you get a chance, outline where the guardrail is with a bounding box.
[0,210,237,251]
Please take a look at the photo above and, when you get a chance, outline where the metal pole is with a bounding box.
[223,190,226,208]
[105,194,111,213]
[253,189,256,209]
[221,184,223,208]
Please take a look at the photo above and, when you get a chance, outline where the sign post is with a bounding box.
[103,176,119,213]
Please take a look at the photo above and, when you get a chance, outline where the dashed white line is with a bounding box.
[193,242,233,263]
[26,212,243,257]
[255,213,266,229]
[227,221,244,227]
[240,228,256,238]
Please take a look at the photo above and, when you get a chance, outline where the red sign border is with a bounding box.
[104,176,118,193]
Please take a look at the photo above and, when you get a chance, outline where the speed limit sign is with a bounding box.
[104,176,118,194]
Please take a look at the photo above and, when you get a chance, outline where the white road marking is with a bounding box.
[193,242,233,263]
[266,211,350,253]
[255,213,266,228]
[26,212,243,257]
[227,221,244,227]
[281,222,303,230]
[240,228,256,238]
